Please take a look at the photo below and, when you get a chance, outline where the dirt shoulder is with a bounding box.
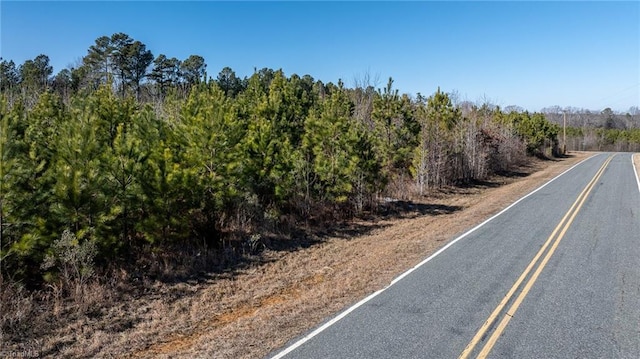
[39,152,591,358]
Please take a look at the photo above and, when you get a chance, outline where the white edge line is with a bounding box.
[633,153,640,194]
[270,153,598,359]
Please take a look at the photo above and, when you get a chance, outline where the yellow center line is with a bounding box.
[459,155,614,359]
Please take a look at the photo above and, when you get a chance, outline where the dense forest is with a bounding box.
[0,32,577,300]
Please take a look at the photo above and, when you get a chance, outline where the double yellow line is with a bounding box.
[459,155,614,359]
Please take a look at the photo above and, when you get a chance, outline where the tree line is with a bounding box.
[0,33,560,288]
[1,32,207,105]
[542,106,640,152]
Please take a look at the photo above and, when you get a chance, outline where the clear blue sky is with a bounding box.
[1,1,639,112]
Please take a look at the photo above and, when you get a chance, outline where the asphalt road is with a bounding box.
[269,153,640,359]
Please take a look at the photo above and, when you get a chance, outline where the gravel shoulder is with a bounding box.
[43,152,592,358]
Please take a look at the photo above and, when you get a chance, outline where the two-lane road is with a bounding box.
[270,153,640,359]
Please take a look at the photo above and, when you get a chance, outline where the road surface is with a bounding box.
[269,153,640,359]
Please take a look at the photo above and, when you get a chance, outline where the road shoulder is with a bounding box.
[50,153,593,358]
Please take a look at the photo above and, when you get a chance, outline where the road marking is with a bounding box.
[269,153,597,359]
[633,153,640,194]
[460,154,613,359]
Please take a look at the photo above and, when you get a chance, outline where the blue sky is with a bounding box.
[1,1,639,112]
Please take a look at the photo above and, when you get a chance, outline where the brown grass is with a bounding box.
[3,152,590,359]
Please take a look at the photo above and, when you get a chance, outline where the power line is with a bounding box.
[591,82,640,111]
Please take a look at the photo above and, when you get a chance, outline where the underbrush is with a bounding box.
[0,156,547,356]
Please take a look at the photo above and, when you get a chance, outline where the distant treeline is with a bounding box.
[542,107,640,152]
[1,33,560,288]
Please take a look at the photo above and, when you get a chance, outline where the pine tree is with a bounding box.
[134,104,191,245]
[49,101,109,244]
[10,93,66,255]
[149,54,181,97]
[0,96,16,265]
[301,81,358,204]
[180,82,246,239]
[371,78,419,178]
[83,36,114,87]
[102,120,146,248]
[238,72,297,210]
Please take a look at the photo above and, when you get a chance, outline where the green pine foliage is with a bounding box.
[372,78,420,173]
[301,81,358,204]
[0,97,16,263]
[503,111,559,155]
[0,47,561,286]
[179,82,246,239]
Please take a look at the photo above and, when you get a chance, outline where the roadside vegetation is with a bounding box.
[0,32,578,354]
[543,107,640,152]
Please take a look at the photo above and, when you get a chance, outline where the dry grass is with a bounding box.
[2,152,590,359]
